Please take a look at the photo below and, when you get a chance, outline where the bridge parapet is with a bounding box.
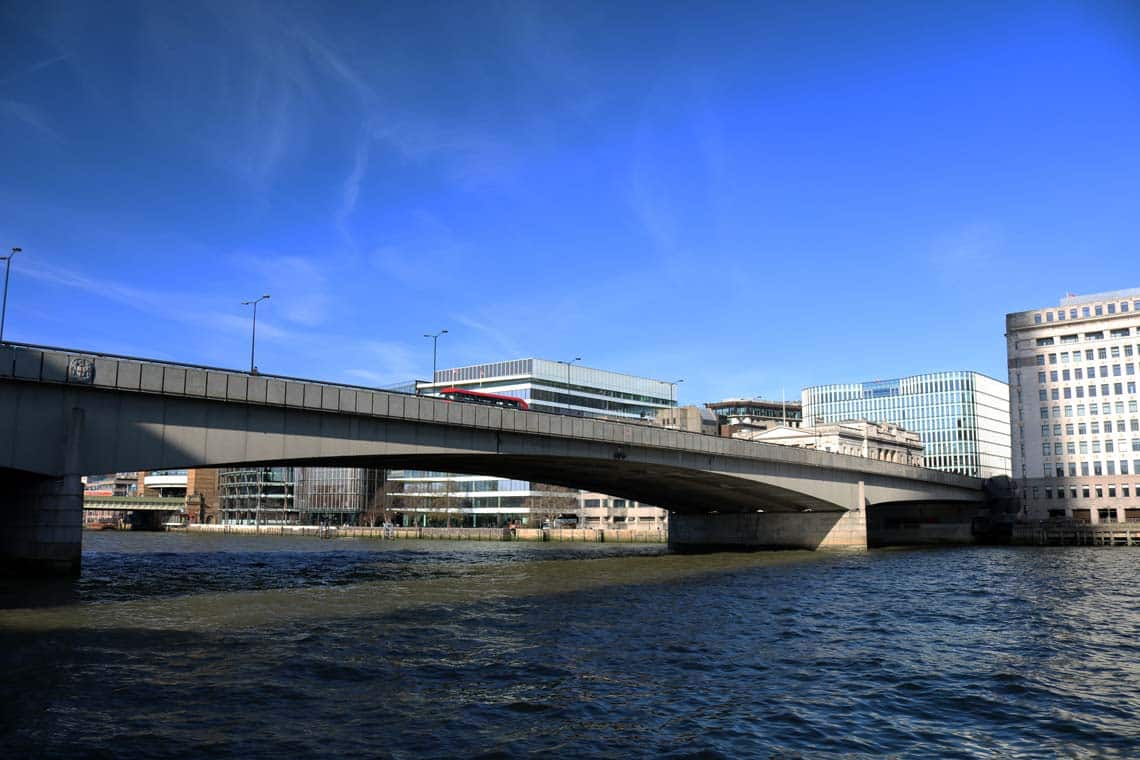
[1,342,981,491]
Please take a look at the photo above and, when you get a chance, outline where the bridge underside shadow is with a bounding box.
[362,454,847,514]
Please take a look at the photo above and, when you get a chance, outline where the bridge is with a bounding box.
[0,343,1002,576]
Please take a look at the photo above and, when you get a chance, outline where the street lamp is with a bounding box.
[557,357,581,414]
[423,330,448,384]
[1,247,21,344]
[672,379,685,406]
[241,294,270,373]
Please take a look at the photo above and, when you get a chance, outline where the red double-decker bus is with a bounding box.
[436,387,529,411]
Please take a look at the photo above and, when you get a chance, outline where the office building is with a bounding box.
[1006,288,1140,523]
[801,371,1011,478]
[218,466,384,525]
[390,359,677,527]
[706,398,802,437]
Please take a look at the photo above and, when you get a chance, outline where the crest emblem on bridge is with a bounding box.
[68,357,95,384]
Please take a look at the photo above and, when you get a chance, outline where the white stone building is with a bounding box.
[740,421,925,466]
[1006,288,1140,523]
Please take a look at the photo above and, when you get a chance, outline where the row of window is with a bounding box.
[1037,382,1138,400]
[1033,301,1140,323]
[1035,344,1137,365]
[1035,328,1134,344]
[1041,459,1140,476]
[1042,441,1140,456]
[1037,484,1138,500]
[1040,420,1140,436]
[1038,400,1139,418]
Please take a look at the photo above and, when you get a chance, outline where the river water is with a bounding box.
[1,533,1138,758]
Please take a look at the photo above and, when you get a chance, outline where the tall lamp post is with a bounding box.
[424,329,448,385]
[672,379,685,406]
[241,294,270,373]
[557,357,581,414]
[0,247,21,344]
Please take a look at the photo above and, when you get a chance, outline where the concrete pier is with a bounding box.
[0,470,84,576]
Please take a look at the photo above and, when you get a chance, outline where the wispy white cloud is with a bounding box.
[231,253,333,328]
[928,222,1006,281]
[19,259,296,342]
[335,135,371,248]
[0,54,69,86]
[451,313,524,360]
[0,99,62,142]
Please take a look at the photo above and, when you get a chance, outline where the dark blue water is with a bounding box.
[2,533,1138,758]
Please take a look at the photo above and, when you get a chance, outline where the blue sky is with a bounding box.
[2,1,1138,404]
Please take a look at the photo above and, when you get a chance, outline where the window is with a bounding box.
[1034,314,1043,324]
[1039,389,1048,401]
[1079,422,1088,434]
[1038,371,1047,383]
[1082,462,1090,476]
[1036,337,1054,346]
[1036,355,1046,366]
[1083,307,1091,317]
[1042,443,1051,456]
[1108,304,1117,315]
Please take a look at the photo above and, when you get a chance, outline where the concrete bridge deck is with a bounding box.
[1,343,998,576]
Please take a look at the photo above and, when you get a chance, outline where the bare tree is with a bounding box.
[524,483,580,527]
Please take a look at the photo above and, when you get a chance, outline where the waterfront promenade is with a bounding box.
[167,523,667,543]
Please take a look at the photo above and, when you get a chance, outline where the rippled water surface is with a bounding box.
[2,533,1139,758]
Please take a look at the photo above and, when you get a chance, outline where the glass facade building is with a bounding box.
[801,371,1011,478]
[1007,288,1140,523]
[388,359,678,527]
[218,466,384,525]
[425,358,677,418]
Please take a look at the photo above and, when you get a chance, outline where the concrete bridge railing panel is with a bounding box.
[186,368,208,396]
[93,358,119,387]
[116,360,142,391]
[302,383,321,409]
[239,375,260,403]
[140,363,163,392]
[163,366,186,395]
[14,348,43,380]
[206,371,227,399]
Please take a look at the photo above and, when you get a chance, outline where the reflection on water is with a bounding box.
[2,533,1139,758]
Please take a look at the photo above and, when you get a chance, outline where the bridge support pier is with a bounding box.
[0,469,84,577]
[0,407,85,578]
[669,508,867,551]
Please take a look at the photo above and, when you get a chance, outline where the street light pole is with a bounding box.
[423,330,448,384]
[241,294,270,373]
[1,247,21,344]
[558,357,581,414]
[672,379,685,406]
